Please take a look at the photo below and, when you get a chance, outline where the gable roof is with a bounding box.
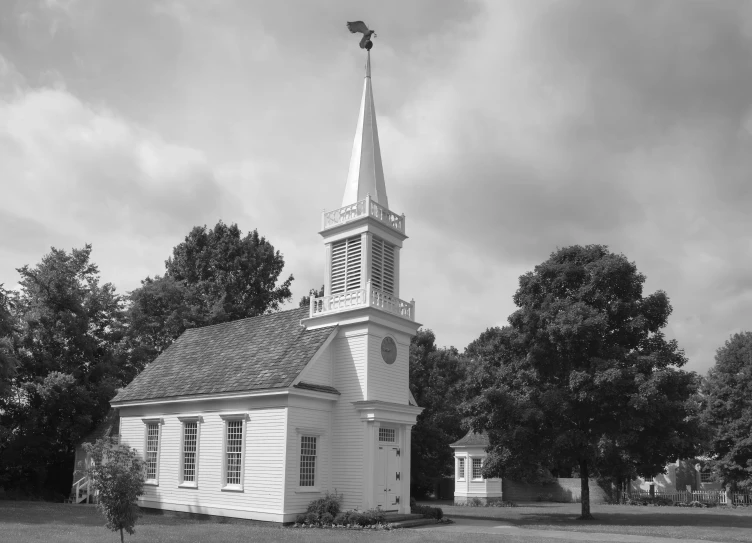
[112,307,336,404]
[450,430,489,448]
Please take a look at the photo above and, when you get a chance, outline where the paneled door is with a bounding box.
[375,445,400,510]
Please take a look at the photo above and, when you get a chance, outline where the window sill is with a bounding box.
[179,483,198,489]
[457,478,465,482]
[295,487,321,494]
[221,486,244,493]
[145,481,159,487]
[471,479,485,482]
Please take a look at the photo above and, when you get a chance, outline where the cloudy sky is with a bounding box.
[1,0,751,375]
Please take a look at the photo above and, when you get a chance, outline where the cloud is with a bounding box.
[1,0,751,375]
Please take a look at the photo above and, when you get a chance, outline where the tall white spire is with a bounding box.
[342,51,389,209]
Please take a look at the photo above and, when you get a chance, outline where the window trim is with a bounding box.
[219,413,248,492]
[378,426,397,444]
[700,469,713,483]
[141,418,163,486]
[457,457,466,481]
[295,427,325,493]
[471,457,484,481]
[177,415,202,488]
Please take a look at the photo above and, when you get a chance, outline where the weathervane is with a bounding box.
[346,21,377,50]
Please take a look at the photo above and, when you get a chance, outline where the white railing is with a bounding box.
[310,282,415,321]
[72,475,91,504]
[322,195,405,234]
[624,490,752,505]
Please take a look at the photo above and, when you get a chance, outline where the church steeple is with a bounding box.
[342,51,388,208]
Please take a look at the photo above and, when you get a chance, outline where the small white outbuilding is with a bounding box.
[450,431,503,504]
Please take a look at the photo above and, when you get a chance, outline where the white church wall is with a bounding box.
[366,325,410,404]
[283,396,333,515]
[330,329,367,510]
[118,398,288,522]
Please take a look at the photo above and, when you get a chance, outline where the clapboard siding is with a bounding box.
[330,331,367,510]
[284,403,332,513]
[119,407,287,514]
[367,329,409,403]
[300,347,332,387]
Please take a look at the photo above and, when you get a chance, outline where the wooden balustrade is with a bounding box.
[321,195,405,234]
[309,283,415,321]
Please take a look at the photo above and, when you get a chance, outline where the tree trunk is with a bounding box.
[579,459,594,520]
[120,528,124,543]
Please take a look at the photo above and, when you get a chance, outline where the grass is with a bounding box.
[0,501,563,543]
[429,501,752,542]
[3,500,752,543]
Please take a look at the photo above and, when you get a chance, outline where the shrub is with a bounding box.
[348,512,362,526]
[320,512,334,525]
[410,496,416,507]
[470,497,483,507]
[305,511,319,525]
[295,514,306,524]
[361,508,386,525]
[333,512,347,525]
[305,491,342,519]
[412,504,443,519]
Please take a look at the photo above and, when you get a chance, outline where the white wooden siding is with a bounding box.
[330,331,367,510]
[367,328,409,404]
[119,406,287,515]
[284,402,332,513]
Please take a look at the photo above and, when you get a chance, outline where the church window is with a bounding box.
[371,237,395,294]
[220,414,247,490]
[299,436,317,487]
[700,469,713,483]
[458,457,465,480]
[144,421,160,482]
[179,419,199,486]
[472,458,483,480]
[331,236,362,294]
[225,420,243,486]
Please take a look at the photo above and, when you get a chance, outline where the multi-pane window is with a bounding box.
[371,237,395,294]
[299,436,317,487]
[472,458,483,480]
[700,470,713,483]
[331,236,362,294]
[145,422,160,480]
[458,458,465,480]
[378,428,396,442]
[182,422,198,483]
[225,420,243,486]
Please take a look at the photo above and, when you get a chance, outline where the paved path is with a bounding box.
[415,518,726,543]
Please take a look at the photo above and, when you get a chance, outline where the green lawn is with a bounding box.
[0,501,561,543]
[2,500,752,543]
[429,501,752,543]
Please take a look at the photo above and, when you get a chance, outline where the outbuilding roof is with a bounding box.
[449,430,489,448]
[112,307,336,403]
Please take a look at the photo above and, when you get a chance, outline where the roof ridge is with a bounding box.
[182,306,306,334]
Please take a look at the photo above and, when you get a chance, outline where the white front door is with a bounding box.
[376,445,400,510]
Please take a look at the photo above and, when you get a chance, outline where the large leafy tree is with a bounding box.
[409,329,466,497]
[701,331,752,490]
[462,245,701,519]
[0,246,127,496]
[127,222,293,361]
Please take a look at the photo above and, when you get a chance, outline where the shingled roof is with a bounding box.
[449,430,489,448]
[112,307,336,403]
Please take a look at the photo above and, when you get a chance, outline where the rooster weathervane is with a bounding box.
[346,21,377,50]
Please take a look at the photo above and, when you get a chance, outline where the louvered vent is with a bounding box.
[371,237,395,294]
[331,236,362,294]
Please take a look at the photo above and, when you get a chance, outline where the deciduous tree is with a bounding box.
[85,437,146,543]
[127,222,293,358]
[462,245,701,519]
[701,331,752,490]
[409,329,466,497]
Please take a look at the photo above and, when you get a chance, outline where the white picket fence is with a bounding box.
[624,490,752,505]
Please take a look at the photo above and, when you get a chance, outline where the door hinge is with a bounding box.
[396,449,401,457]
[396,496,400,504]
[396,472,401,481]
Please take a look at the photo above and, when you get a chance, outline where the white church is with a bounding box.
[111,52,423,523]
